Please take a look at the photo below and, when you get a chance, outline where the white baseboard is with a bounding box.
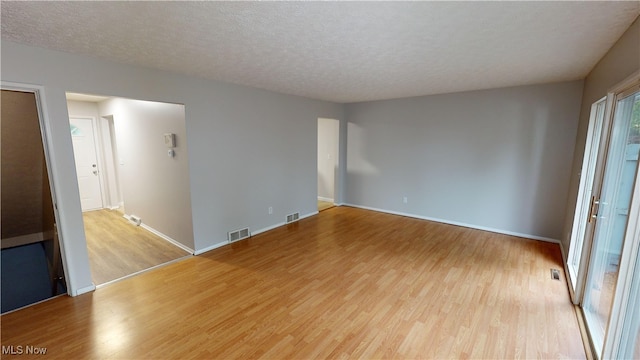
[344,203,561,244]
[317,196,334,203]
[194,241,228,256]
[252,222,286,237]
[300,211,318,220]
[139,223,194,254]
[73,284,96,296]
[252,210,319,236]
[195,211,320,256]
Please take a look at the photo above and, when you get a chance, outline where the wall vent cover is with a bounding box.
[228,227,250,243]
[286,212,300,224]
[550,269,561,281]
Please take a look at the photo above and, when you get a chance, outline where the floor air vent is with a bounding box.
[286,212,300,224]
[128,215,142,226]
[550,269,561,281]
[228,227,250,243]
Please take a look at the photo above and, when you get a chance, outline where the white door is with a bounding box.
[582,89,640,357]
[567,98,606,298]
[70,117,103,211]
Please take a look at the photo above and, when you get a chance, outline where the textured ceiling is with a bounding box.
[2,1,638,103]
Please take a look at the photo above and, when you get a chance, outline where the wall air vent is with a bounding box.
[286,212,300,224]
[550,269,561,281]
[228,227,250,243]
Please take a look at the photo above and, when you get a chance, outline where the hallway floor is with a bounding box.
[83,209,190,285]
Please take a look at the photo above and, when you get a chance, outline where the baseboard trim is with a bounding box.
[317,196,334,203]
[73,284,96,297]
[344,203,561,244]
[252,211,319,237]
[195,211,320,256]
[252,222,286,237]
[300,211,318,220]
[139,223,194,254]
[194,241,228,256]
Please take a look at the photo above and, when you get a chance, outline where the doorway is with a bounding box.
[569,77,640,358]
[582,88,639,355]
[317,118,339,212]
[66,93,194,286]
[1,88,67,313]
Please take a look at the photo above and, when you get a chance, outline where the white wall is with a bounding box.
[317,118,339,202]
[562,16,640,255]
[345,81,584,241]
[98,98,194,250]
[1,41,344,294]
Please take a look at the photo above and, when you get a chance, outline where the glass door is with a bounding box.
[568,98,606,296]
[582,88,640,357]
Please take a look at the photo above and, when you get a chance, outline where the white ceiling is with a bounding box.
[2,1,638,103]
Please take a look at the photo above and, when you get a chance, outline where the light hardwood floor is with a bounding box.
[1,206,585,359]
[83,209,190,285]
[318,200,334,212]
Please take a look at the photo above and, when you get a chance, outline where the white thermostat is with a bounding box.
[164,133,176,148]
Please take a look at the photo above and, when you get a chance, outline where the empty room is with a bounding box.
[1,2,639,359]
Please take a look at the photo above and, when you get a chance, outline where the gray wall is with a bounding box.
[1,41,343,294]
[345,81,584,240]
[99,98,194,250]
[562,17,640,255]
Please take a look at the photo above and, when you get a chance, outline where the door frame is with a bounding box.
[601,78,640,359]
[1,81,71,295]
[571,71,640,359]
[567,97,607,303]
[317,117,342,206]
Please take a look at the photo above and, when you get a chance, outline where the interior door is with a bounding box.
[70,117,103,211]
[582,88,640,357]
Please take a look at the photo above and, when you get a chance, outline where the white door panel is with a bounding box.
[70,117,103,211]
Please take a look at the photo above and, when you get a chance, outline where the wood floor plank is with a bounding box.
[83,209,190,284]
[1,206,585,359]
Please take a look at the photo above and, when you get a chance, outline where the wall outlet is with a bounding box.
[403,196,408,204]
[268,207,273,215]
